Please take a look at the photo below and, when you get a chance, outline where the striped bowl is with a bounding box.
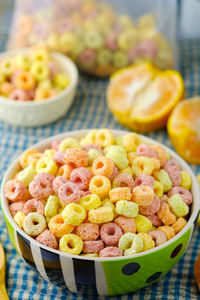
[1,130,199,296]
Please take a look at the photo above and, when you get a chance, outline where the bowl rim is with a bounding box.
[1,129,199,261]
[0,48,79,106]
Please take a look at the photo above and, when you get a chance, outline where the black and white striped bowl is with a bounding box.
[1,130,199,296]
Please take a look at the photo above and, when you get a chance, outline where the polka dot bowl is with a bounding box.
[0,48,78,127]
[1,129,199,296]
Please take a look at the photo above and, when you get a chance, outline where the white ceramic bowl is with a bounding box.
[0,48,78,126]
[1,129,199,296]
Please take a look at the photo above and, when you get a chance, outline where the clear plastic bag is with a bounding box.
[7,0,177,77]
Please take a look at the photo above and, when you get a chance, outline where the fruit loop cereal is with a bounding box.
[0,47,70,102]
[6,130,193,257]
[7,0,174,77]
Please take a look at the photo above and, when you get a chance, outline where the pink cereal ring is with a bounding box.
[113,173,134,192]
[9,201,25,216]
[149,230,167,246]
[100,246,123,257]
[100,223,123,246]
[52,176,67,194]
[140,195,161,216]
[167,166,181,186]
[80,190,91,197]
[70,167,93,190]
[163,159,181,172]
[53,151,65,165]
[105,34,118,51]
[82,144,102,153]
[51,140,61,150]
[83,240,104,254]
[160,195,168,204]
[29,173,54,200]
[23,199,44,216]
[134,174,154,189]
[47,61,59,79]
[168,187,193,205]
[147,214,162,227]
[64,148,89,168]
[36,229,58,249]
[114,216,136,233]
[137,144,158,158]
[10,89,30,101]
[58,181,82,204]
[5,179,27,202]
[76,223,99,241]
[109,166,118,181]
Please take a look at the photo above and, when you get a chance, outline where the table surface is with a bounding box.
[0,2,200,300]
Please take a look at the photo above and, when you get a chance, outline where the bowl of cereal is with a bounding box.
[0,47,78,126]
[1,129,199,296]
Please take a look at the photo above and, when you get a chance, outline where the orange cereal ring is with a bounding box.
[132,186,154,206]
[157,202,176,226]
[158,226,175,240]
[19,149,39,168]
[14,71,35,90]
[109,187,132,203]
[48,214,74,238]
[64,148,89,168]
[114,216,136,233]
[57,164,74,180]
[92,156,114,177]
[127,152,138,165]
[76,223,99,241]
[171,217,187,233]
[149,145,168,167]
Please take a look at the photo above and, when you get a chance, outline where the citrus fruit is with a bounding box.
[107,62,184,133]
[167,98,200,164]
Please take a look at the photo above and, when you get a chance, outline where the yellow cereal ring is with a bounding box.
[36,157,58,176]
[119,166,133,176]
[59,234,83,255]
[132,156,154,176]
[123,133,141,152]
[43,149,56,159]
[19,149,39,169]
[14,211,25,228]
[62,203,86,225]
[59,138,81,152]
[88,207,114,224]
[154,180,164,198]
[135,215,152,233]
[101,198,117,217]
[23,212,46,237]
[104,145,127,156]
[45,196,60,223]
[89,175,111,198]
[138,233,155,251]
[79,194,101,210]
[95,129,115,148]
[180,171,192,190]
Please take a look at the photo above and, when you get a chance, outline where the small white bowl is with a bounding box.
[0,48,79,126]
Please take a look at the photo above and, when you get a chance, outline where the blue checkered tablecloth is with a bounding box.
[0,2,200,300]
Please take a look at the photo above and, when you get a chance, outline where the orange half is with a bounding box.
[107,62,184,132]
[167,98,200,164]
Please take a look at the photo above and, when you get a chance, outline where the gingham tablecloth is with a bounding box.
[0,3,200,300]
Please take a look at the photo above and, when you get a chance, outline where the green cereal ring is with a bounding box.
[154,169,172,192]
[23,212,47,236]
[59,137,81,152]
[116,200,138,218]
[118,233,143,255]
[106,147,128,169]
[17,164,36,187]
[84,30,104,49]
[112,51,129,68]
[45,195,60,223]
[168,194,189,218]
[97,49,112,65]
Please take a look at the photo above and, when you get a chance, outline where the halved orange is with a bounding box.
[194,253,200,290]
[167,98,200,164]
[107,62,184,132]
